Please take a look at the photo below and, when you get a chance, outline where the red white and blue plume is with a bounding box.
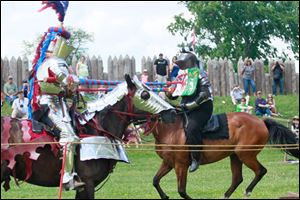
[38,1,69,22]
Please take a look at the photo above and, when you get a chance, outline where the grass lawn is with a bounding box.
[1,95,299,198]
[1,150,299,199]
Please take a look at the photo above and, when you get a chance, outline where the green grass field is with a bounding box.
[1,95,299,199]
[1,150,299,199]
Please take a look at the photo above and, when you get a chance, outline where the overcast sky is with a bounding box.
[1,1,298,73]
[1,1,192,72]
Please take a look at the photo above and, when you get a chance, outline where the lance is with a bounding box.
[77,87,175,93]
[79,78,182,86]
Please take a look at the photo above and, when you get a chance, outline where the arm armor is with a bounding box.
[185,85,211,110]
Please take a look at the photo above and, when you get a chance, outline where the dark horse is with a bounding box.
[1,80,164,199]
[124,75,299,199]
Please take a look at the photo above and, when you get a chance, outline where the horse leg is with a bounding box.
[153,161,172,199]
[174,164,191,199]
[239,155,267,197]
[75,180,94,199]
[224,154,243,198]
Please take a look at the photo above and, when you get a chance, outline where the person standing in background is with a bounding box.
[169,56,180,81]
[154,53,169,83]
[271,61,285,95]
[241,59,256,96]
[141,69,149,83]
[76,55,89,96]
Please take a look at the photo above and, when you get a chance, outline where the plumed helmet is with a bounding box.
[47,35,74,60]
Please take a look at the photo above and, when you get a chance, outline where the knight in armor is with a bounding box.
[171,50,213,172]
[30,28,85,190]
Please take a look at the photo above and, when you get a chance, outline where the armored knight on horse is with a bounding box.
[170,49,213,172]
[28,1,85,190]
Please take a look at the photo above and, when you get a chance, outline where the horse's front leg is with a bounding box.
[153,161,172,199]
[75,180,94,199]
[174,163,191,199]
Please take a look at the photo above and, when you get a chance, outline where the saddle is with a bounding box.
[202,115,220,132]
[202,113,229,140]
[181,112,229,140]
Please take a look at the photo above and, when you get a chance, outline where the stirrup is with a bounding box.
[63,179,85,191]
[189,159,200,173]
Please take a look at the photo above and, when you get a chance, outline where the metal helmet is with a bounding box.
[175,49,199,70]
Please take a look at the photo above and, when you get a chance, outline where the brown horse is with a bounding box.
[124,75,299,199]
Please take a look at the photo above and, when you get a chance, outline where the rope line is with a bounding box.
[1,141,299,147]
[1,141,298,152]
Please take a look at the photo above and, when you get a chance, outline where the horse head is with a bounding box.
[124,74,176,123]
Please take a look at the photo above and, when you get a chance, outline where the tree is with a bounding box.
[22,26,94,64]
[168,1,299,60]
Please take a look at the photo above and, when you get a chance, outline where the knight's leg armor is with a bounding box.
[45,96,84,190]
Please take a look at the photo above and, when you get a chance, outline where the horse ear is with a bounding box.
[124,74,135,90]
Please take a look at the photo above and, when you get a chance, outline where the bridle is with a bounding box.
[77,86,160,142]
[111,87,160,137]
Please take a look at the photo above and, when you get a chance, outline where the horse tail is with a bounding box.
[263,118,299,159]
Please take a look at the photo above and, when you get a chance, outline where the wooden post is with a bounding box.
[118,55,124,81]
[237,57,244,89]
[228,59,236,94]
[107,56,113,81]
[219,58,226,96]
[90,55,98,80]
[98,56,104,79]
[131,56,136,77]
[147,56,153,82]
[284,59,293,94]
[86,56,92,78]
[254,58,264,93]
[16,57,23,88]
[210,58,221,96]
[22,56,29,82]
[9,57,17,87]
[112,56,118,81]
[124,55,131,78]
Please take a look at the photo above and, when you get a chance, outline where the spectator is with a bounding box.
[76,55,89,96]
[11,91,29,119]
[266,94,281,117]
[255,91,272,117]
[291,116,299,139]
[3,75,18,106]
[141,69,149,83]
[169,56,180,81]
[20,79,30,98]
[76,55,89,79]
[123,124,142,148]
[154,53,169,83]
[236,97,253,114]
[284,116,299,162]
[230,85,246,105]
[241,59,256,96]
[271,61,284,95]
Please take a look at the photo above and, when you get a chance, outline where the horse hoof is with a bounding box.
[244,191,251,198]
[162,195,169,199]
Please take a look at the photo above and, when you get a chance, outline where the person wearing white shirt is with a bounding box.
[11,91,29,119]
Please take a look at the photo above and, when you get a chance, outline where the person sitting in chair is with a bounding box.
[11,91,29,119]
[170,49,213,172]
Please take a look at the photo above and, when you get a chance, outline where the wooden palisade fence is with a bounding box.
[1,56,299,96]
